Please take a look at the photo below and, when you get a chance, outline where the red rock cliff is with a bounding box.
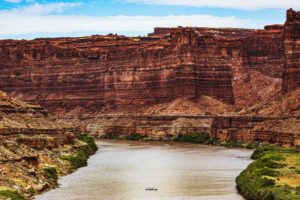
[0,25,286,115]
[0,29,238,114]
[0,9,299,147]
[283,9,300,92]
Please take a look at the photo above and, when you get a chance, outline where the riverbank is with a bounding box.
[0,134,97,200]
[25,133,298,200]
[101,132,261,149]
[36,140,252,200]
[101,134,300,199]
[236,146,300,200]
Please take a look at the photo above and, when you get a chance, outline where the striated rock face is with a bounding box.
[283,9,300,92]
[211,116,300,147]
[0,28,242,115]
[85,115,212,140]
[0,9,299,147]
[210,85,300,147]
[0,91,94,199]
[0,25,286,115]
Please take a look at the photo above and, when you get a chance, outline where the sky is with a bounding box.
[0,0,298,39]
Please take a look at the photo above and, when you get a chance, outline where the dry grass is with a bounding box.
[276,153,300,187]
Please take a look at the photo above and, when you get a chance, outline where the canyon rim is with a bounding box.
[0,9,299,146]
[0,1,299,200]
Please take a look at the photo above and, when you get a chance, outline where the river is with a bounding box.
[36,140,253,200]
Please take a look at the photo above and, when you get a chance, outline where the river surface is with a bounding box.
[36,140,253,200]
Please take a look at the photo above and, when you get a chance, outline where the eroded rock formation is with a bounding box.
[0,91,93,199]
[0,29,239,116]
[283,9,300,92]
[0,25,284,114]
[211,116,300,147]
[0,9,299,146]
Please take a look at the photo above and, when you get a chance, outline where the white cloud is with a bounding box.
[0,1,270,39]
[0,13,264,38]
[5,0,22,3]
[125,0,300,10]
[8,2,82,15]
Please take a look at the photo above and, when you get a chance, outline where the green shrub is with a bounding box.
[295,169,300,174]
[125,133,146,141]
[251,145,296,159]
[264,160,286,169]
[223,140,244,148]
[256,168,279,177]
[43,167,58,181]
[60,134,97,170]
[174,132,211,144]
[0,190,24,200]
[260,177,276,186]
[78,134,98,153]
[268,154,285,161]
[26,188,35,195]
[260,154,285,162]
[236,146,300,200]
[60,150,88,170]
[259,190,275,200]
[251,146,279,159]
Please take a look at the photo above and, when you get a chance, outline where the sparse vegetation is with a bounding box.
[236,146,300,200]
[26,187,35,196]
[78,134,98,153]
[0,190,24,200]
[60,150,89,170]
[223,140,244,147]
[223,140,260,149]
[173,133,260,149]
[100,133,119,139]
[60,134,98,170]
[44,167,58,183]
[174,132,211,144]
[125,133,146,140]
[99,131,261,150]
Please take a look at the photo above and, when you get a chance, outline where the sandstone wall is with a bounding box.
[283,9,300,92]
[0,92,89,197]
[0,25,287,115]
[0,33,236,114]
[82,115,212,140]
[0,9,299,148]
[211,116,300,147]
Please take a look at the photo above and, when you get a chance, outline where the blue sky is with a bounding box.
[0,0,297,39]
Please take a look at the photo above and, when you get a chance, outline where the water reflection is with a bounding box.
[36,140,252,200]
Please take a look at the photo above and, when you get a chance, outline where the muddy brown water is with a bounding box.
[36,140,253,200]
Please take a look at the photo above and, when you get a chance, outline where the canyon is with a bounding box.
[0,9,299,147]
[36,140,253,200]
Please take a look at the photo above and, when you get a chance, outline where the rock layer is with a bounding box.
[283,9,300,92]
[84,115,212,140]
[211,116,300,147]
[0,26,285,114]
[0,9,299,147]
[0,91,92,199]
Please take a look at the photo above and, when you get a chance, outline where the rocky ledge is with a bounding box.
[0,91,97,200]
